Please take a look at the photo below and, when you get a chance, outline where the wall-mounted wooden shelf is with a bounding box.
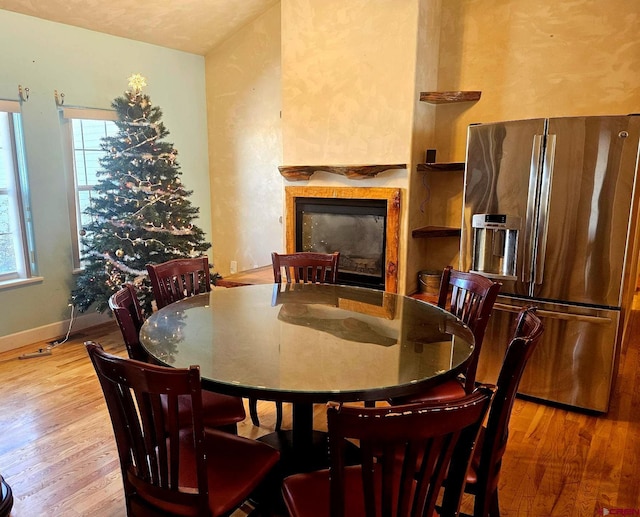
[419,91,481,104]
[412,226,461,238]
[279,164,407,181]
[417,162,465,172]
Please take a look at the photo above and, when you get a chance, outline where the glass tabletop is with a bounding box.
[139,283,474,403]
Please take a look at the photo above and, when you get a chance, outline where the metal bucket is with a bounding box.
[418,270,441,295]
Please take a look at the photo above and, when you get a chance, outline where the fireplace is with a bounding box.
[285,187,400,293]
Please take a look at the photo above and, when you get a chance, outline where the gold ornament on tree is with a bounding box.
[115,249,125,258]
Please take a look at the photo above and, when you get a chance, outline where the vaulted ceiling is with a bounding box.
[0,0,279,55]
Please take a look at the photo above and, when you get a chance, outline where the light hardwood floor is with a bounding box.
[1,308,640,516]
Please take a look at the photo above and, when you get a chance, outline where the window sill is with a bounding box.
[0,276,44,290]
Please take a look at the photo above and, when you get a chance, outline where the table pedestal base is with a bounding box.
[253,430,360,514]
[258,429,361,475]
[258,430,334,476]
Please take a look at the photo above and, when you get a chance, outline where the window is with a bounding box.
[0,100,35,284]
[61,108,118,270]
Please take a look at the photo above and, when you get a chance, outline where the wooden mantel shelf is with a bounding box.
[412,226,461,238]
[417,162,465,172]
[278,164,407,181]
[420,91,481,104]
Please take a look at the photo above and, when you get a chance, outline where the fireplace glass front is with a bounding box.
[295,198,387,290]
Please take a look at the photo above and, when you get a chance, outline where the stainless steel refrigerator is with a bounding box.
[460,115,640,412]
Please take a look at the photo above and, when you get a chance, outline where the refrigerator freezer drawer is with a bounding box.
[476,298,620,412]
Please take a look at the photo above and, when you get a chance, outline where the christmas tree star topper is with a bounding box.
[128,73,147,93]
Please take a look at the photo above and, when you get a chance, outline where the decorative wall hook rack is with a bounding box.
[54,90,65,106]
[18,85,29,102]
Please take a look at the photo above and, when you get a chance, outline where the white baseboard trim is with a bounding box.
[0,312,112,353]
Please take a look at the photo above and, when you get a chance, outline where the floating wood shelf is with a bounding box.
[278,164,407,181]
[417,162,465,172]
[419,91,482,104]
[412,226,461,238]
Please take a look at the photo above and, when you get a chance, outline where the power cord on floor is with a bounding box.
[48,304,75,348]
[19,304,75,360]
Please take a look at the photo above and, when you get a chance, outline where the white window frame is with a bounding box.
[61,107,118,271]
[0,99,36,285]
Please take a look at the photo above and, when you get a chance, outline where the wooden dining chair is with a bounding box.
[108,284,246,433]
[437,266,502,391]
[146,256,212,310]
[391,266,501,405]
[248,251,341,431]
[271,251,340,284]
[108,283,149,362]
[442,306,544,517]
[85,342,279,517]
[282,386,495,517]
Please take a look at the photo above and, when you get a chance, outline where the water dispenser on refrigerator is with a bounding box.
[471,214,521,280]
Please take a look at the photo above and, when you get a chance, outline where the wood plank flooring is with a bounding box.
[1,308,640,516]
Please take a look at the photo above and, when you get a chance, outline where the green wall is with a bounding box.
[0,10,211,344]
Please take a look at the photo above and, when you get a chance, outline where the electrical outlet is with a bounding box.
[230,260,238,274]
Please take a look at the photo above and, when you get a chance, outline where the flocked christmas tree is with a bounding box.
[71,74,213,315]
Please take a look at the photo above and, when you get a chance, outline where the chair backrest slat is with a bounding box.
[147,256,212,309]
[272,252,340,284]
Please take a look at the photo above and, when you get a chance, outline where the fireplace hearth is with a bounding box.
[285,187,400,293]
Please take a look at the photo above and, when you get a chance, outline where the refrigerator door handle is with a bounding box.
[524,135,544,284]
[533,133,557,285]
[494,302,613,325]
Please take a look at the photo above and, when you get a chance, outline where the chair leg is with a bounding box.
[275,401,283,431]
[249,397,260,426]
[489,489,500,517]
[474,487,499,517]
[250,398,283,431]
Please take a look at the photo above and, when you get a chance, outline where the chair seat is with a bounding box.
[464,426,507,488]
[465,426,484,486]
[177,391,246,429]
[134,428,280,517]
[184,429,279,516]
[391,378,466,405]
[283,465,390,517]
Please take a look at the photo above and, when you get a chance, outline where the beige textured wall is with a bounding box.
[407,0,447,292]
[205,4,283,276]
[281,0,425,293]
[418,0,640,275]
[281,0,418,165]
[436,0,640,162]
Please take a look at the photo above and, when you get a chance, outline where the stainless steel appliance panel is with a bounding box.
[476,296,620,412]
[461,119,546,296]
[533,116,640,307]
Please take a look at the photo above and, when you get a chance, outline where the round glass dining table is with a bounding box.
[140,283,474,473]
